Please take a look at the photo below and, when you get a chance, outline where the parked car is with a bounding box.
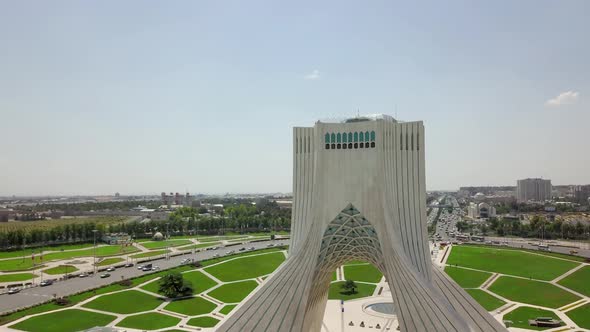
[106,267,116,272]
[137,265,144,270]
[124,263,134,268]
[226,250,235,255]
[151,266,160,271]
[239,247,246,251]
[267,243,275,247]
[79,273,88,278]
[213,253,220,258]
[100,273,111,278]
[142,266,151,271]
[40,279,53,287]
[249,247,255,250]
[7,288,20,294]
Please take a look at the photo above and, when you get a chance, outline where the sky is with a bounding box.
[1,1,589,196]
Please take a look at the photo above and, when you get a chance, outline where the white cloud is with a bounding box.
[545,91,579,107]
[304,69,321,80]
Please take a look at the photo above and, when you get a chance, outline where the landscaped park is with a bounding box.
[442,244,590,330]
[2,238,590,331]
[2,248,287,332]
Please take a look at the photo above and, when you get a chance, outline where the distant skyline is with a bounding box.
[1,1,589,196]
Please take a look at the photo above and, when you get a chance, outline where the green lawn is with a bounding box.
[116,312,180,330]
[447,245,579,281]
[96,257,124,266]
[9,309,116,332]
[558,266,590,297]
[465,289,506,311]
[503,306,563,330]
[343,264,382,283]
[0,243,95,259]
[208,280,258,303]
[464,244,587,262]
[141,239,192,250]
[0,273,37,282]
[444,266,492,288]
[130,249,169,259]
[164,297,217,316]
[204,252,285,281]
[83,290,163,314]
[42,265,78,275]
[141,270,217,295]
[565,303,590,329]
[328,281,376,300]
[489,276,580,308]
[0,245,138,272]
[219,304,237,315]
[187,316,220,328]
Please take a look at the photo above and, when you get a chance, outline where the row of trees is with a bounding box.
[0,200,291,249]
[461,216,590,240]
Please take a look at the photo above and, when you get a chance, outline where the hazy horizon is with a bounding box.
[1,1,589,196]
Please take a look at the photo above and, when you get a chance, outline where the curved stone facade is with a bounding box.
[218,117,506,332]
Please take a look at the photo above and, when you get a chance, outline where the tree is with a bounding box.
[340,280,358,295]
[158,272,193,298]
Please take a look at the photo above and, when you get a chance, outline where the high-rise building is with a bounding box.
[516,178,552,202]
[218,115,504,332]
[573,185,590,205]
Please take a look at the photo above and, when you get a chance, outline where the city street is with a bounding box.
[0,239,288,314]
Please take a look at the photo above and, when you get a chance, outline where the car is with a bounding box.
[124,263,134,268]
[211,247,219,250]
[100,273,111,278]
[213,253,220,258]
[180,258,189,264]
[239,247,246,251]
[205,247,213,251]
[40,279,53,287]
[151,266,160,271]
[137,265,144,270]
[79,273,88,278]
[249,247,255,250]
[106,267,115,272]
[226,250,235,255]
[142,266,152,271]
[267,243,275,247]
[7,288,20,294]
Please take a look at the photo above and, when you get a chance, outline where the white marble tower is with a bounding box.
[217,115,506,332]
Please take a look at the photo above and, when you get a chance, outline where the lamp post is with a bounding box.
[166,222,170,260]
[92,230,98,276]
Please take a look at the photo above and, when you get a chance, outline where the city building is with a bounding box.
[516,178,552,202]
[573,185,590,204]
[101,233,131,244]
[468,202,496,219]
[218,115,504,332]
[161,192,194,206]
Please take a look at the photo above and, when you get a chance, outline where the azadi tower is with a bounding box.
[218,115,506,332]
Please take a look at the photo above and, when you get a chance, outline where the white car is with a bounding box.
[152,266,160,271]
[213,253,220,258]
[7,288,20,294]
[79,273,88,278]
[137,265,144,270]
[106,267,116,272]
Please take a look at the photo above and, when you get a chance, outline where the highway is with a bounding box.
[0,239,289,314]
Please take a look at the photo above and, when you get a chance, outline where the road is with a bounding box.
[0,239,289,314]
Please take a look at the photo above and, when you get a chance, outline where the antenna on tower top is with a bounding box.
[395,104,398,120]
[357,108,360,117]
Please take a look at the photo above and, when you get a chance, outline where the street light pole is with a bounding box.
[166,223,170,260]
[92,230,98,276]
